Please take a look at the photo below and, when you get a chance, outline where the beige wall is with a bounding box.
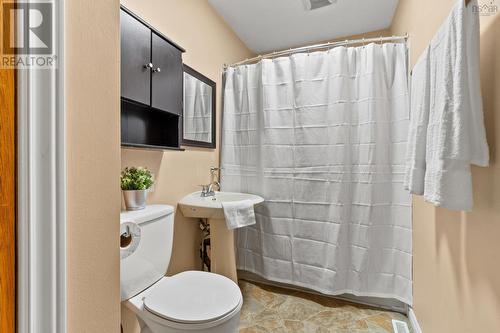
[391,1,500,332]
[66,0,121,333]
[120,0,253,275]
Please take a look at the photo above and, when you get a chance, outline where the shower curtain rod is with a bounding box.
[224,34,409,69]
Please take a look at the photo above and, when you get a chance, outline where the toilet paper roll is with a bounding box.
[120,221,141,260]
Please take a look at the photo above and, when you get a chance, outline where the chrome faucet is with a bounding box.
[199,167,220,197]
[210,167,220,191]
[209,181,220,193]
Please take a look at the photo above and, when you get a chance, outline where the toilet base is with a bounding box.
[141,313,240,333]
[122,304,241,333]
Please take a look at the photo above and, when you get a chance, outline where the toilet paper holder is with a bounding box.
[121,225,132,248]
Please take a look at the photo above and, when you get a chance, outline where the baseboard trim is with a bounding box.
[408,308,423,333]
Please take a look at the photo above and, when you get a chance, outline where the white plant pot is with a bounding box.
[123,189,148,211]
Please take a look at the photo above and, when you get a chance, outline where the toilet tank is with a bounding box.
[120,205,174,301]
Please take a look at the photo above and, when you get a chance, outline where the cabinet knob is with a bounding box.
[153,67,161,73]
[144,62,154,69]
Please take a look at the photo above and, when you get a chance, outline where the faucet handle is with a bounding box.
[198,184,210,197]
[198,184,216,197]
[210,166,219,174]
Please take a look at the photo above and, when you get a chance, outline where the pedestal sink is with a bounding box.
[178,191,264,282]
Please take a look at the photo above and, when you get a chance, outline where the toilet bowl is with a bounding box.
[120,205,242,333]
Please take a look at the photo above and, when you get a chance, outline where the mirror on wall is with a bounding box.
[182,65,216,148]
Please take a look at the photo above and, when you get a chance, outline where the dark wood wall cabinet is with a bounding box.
[120,6,185,150]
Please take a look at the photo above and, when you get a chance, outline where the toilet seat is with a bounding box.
[143,271,242,325]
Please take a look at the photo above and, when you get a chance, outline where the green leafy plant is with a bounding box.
[121,167,154,191]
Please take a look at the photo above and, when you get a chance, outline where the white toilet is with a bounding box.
[120,205,243,333]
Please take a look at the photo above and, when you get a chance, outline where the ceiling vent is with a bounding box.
[302,0,337,10]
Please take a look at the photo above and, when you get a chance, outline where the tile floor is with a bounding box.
[239,280,412,333]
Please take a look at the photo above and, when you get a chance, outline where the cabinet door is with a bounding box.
[151,33,183,114]
[121,10,151,105]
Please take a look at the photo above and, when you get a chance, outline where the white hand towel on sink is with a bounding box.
[222,199,256,230]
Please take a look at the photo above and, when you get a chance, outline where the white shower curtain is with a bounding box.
[221,43,412,305]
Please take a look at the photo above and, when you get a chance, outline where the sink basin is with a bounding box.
[178,191,264,219]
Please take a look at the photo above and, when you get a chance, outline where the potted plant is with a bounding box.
[121,167,154,211]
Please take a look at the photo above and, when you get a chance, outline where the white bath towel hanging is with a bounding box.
[465,0,489,166]
[405,0,489,211]
[404,46,431,195]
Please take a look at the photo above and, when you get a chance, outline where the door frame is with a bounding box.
[0,0,17,331]
[17,1,66,332]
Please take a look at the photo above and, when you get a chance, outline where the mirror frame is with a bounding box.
[182,64,216,149]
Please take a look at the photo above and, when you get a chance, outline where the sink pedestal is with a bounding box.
[208,218,237,282]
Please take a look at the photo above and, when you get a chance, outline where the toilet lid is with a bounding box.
[144,271,242,324]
